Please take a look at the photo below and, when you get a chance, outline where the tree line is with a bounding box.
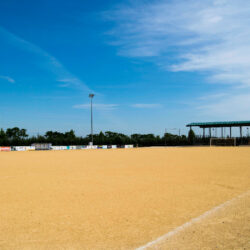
[0,127,199,146]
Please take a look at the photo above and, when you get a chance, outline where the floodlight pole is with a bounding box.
[89,94,94,145]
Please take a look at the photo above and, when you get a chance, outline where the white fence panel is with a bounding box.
[15,146,26,151]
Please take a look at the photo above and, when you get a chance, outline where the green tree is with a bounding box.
[188,129,195,145]
[19,129,28,138]
[64,130,76,139]
[0,129,6,139]
[6,127,20,139]
[98,131,105,145]
[6,127,28,139]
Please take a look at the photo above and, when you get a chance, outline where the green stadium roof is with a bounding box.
[186,121,250,128]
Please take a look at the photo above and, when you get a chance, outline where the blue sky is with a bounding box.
[0,0,250,136]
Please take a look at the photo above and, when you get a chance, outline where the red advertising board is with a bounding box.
[0,147,11,152]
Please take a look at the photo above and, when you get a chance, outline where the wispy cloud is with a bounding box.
[198,92,228,100]
[131,103,162,108]
[73,103,119,110]
[197,93,250,120]
[0,26,90,92]
[57,78,86,89]
[0,75,15,83]
[105,0,250,87]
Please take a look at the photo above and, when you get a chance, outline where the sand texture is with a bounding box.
[0,147,249,249]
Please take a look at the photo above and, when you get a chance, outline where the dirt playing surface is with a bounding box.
[147,190,250,249]
[0,147,249,249]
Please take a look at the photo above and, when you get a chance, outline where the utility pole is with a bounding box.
[89,94,94,145]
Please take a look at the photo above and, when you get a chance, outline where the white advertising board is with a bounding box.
[15,146,26,151]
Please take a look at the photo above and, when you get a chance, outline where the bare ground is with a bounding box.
[0,147,249,249]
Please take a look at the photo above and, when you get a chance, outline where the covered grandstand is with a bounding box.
[186,121,250,138]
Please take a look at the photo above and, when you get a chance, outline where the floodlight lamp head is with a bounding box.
[89,93,94,98]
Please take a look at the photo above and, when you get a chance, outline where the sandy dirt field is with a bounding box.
[0,147,249,249]
[148,190,250,249]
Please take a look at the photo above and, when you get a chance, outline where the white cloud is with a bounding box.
[57,78,78,83]
[57,78,86,89]
[197,93,250,120]
[198,92,228,100]
[0,75,15,83]
[73,103,119,110]
[0,27,89,92]
[105,0,250,87]
[74,103,162,110]
[131,103,162,108]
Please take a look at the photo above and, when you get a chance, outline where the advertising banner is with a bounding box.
[25,146,36,151]
[0,147,11,152]
[15,146,26,151]
[29,146,36,151]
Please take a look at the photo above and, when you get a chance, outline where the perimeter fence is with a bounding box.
[0,144,134,152]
